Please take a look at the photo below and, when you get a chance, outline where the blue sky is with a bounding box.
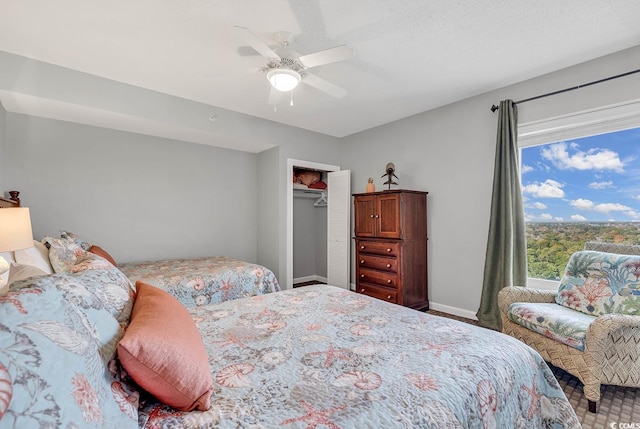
[521,126,640,222]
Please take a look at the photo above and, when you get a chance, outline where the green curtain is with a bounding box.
[476,100,527,331]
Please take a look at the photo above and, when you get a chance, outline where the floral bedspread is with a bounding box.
[119,257,280,308]
[139,285,580,428]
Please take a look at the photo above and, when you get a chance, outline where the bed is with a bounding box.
[118,257,280,307]
[40,227,281,307]
[137,285,580,428]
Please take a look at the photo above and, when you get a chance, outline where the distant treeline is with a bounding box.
[526,222,640,280]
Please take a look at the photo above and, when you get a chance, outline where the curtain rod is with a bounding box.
[490,68,640,112]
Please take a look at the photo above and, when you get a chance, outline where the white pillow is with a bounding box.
[0,251,16,289]
[0,263,47,295]
[14,240,54,274]
[8,263,47,285]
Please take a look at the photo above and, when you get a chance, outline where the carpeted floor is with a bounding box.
[293,283,640,427]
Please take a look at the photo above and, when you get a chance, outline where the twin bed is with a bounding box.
[0,194,581,428]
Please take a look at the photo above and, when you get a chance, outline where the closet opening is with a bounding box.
[285,159,350,290]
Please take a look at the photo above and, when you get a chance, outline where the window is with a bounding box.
[518,100,640,287]
[521,126,640,282]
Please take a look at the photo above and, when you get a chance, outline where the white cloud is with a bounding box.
[525,202,547,209]
[532,202,547,209]
[540,213,553,220]
[571,214,587,221]
[522,179,565,198]
[588,180,614,190]
[570,198,594,210]
[624,210,640,220]
[555,217,564,221]
[521,164,534,174]
[540,142,624,172]
[570,199,634,214]
[596,203,633,213]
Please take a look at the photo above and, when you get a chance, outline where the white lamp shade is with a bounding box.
[0,207,34,252]
[267,69,301,92]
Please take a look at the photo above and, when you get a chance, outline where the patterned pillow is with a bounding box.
[60,230,92,251]
[584,241,640,256]
[0,284,139,427]
[42,237,85,273]
[10,253,135,325]
[555,250,640,316]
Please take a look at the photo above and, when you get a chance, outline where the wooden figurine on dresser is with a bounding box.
[353,189,428,310]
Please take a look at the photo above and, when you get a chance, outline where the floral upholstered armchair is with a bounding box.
[498,242,640,413]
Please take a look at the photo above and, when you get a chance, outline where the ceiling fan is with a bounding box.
[235,26,354,106]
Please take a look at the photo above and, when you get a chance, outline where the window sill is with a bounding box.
[527,277,559,291]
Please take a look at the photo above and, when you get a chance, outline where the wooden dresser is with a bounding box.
[353,189,428,310]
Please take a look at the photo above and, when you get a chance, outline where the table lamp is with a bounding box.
[0,207,34,288]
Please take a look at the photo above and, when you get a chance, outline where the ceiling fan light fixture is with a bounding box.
[267,69,301,92]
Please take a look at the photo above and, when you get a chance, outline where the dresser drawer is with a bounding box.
[357,283,398,304]
[356,240,400,257]
[357,254,397,272]
[358,268,398,288]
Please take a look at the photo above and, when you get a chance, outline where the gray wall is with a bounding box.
[292,196,327,280]
[340,45,640,316]
[4,113,259,264]
[0,102,5,193]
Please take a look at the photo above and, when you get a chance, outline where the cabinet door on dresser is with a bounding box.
[353,195,376,237]
[376,193,401,238]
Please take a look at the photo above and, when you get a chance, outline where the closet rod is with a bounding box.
[490,68,640,112]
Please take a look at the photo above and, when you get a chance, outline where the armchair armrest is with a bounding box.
[498,286,557,315]
[586,313,640,351]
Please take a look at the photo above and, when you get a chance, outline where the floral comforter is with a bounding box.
[119,257,280,308]
[139,285,580,428]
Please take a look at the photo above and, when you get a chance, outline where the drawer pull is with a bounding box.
[370,214,375,218]
[360,289,365,293]
[387,279,392,284]
[386,263,391,268]
[360,260,365,264]
[386,248,392,252]
[387,295,392,300]
[361,274,365,278]
[360,245,365,250]
[375,214,380,218]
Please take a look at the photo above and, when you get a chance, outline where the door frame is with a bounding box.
[286,158,340,289]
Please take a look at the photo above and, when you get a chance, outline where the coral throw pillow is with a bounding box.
[88,245,118,267]
[117,281,213,411]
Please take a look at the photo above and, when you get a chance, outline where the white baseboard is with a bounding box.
[429,302,478,321]
[293,275,327,284]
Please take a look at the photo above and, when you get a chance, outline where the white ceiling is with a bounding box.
[1,0,640,151]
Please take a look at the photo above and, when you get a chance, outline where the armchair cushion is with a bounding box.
[508,302,595,351]
[555,250,640,316]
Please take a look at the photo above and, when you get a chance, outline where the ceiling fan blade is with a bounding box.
[234,25,280,59]
[302,73,348,99]
[236,46,261,56]
[298,45,353,68]
[268,85,283,105]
